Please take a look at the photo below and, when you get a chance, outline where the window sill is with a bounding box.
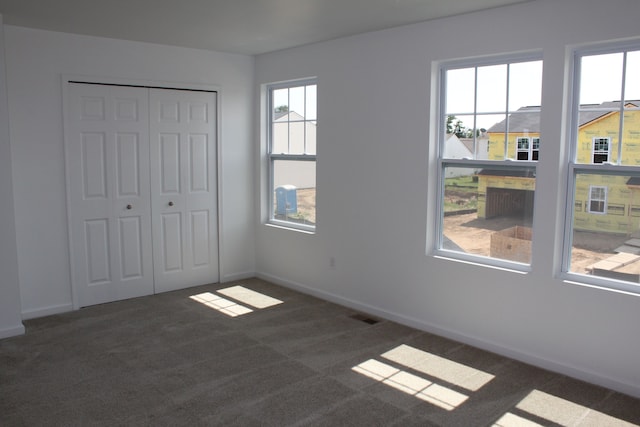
[432,249,531,275]
[265,220,316,235]
[561,271,640,297]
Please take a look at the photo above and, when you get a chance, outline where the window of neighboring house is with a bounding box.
[592,137,610,163]
[532,138,540,161]
[266,79,317,231]
[437,54,542,268]
[587,185,607,214]
[517,137,530,160]
[564,42,640,293]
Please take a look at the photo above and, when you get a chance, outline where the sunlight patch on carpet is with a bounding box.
[189,292,253,317]
[494,390,639,427]
[216,285,283,309]
[352,343,497,411]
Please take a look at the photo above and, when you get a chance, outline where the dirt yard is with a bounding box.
[296,188,316,224]
[444,212,627,274]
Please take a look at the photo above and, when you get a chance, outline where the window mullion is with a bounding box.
[287,89,291,154]
[504,64,511,160]
[617,51,628,165]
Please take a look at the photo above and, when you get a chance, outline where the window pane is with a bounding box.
[477,64,507,113]
[579,53,623,105]
[569,172,640,283]
[272,160,316,226]
[289,86,305,118]
[273,88,289,118]
[509,61,542,111]
[442,165,534,264]
[289,121,305,154]
[625,51,640,101]
[485,98,542,162]
[305,84,317,121]
[305,121,317,155]
[443,114,492,161]
[447,115,474,138]
[446,67,475,114]
[272,122,288,153]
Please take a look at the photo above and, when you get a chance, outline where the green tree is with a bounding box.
[275,105,289,113]
[447,115,481,138]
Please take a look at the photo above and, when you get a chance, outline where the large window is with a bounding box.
[437,55,542,267]
[565,44,640,291]
[266,79,317,231]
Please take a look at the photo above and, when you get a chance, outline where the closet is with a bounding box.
[65,82,218,307]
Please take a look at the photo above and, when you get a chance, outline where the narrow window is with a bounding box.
[532,138,540,161]
[266,79,317,231]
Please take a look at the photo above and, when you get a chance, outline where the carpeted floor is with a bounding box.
[1,278,639,426]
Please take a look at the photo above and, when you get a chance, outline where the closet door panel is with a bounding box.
[67,83,153,307]
[150,89,218,293]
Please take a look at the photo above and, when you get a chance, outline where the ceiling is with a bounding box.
[0,0,533,55]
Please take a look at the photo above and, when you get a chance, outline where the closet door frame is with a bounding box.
[62,75,223,310]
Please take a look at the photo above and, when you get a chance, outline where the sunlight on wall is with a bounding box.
[189,286,283,318]
[494,390,638,427]
[352,344,495,411]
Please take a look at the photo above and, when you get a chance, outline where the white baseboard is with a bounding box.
[222,271,255,283]
[0,323,25,339]
[21,303,74,320]
[256,271,640,399]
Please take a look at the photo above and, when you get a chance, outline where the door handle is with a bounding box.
[126,204,132,210]
[168,201,174,207]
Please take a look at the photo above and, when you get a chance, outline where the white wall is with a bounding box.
[5,26,255,318]
[0,15,24,339]
[255,0,640,397]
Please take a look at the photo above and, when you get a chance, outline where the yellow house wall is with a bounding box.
[577,109,640,165]
[487,131,539,161]
[479,110,640,232]
[574,174,640,234]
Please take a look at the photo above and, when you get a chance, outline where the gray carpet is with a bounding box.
[1,278,639,426]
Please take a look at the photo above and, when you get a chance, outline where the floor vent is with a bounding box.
[349,313,380,325]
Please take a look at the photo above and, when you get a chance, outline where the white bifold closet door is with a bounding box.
[67,83,218,308]
[149,89,218,294]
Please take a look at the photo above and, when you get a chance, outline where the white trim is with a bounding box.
[257,271,640,399]
[21,303,74,320]
[0,324,25,339]
[221,271,256,283]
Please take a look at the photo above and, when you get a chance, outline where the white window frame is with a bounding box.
[562,40,640,294]
[587,185,607,214]
[532,137,540,161]
[435,52,542,270]
[592,137,611,164]
[516,137,530,160]
[266,78,317,232]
